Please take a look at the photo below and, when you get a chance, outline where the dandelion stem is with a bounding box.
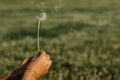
[37,20,41,51]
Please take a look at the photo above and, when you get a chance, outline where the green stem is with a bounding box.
[37,20,41,51]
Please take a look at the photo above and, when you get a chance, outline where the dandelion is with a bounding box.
[36,12,47,51]
[36,12,47,21]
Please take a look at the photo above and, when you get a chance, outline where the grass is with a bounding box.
[0,0,120,80]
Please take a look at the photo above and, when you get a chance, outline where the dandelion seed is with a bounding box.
[37,4,40,8]
[53,0,62,11]
[41,2,45,6]
[54,5,61,11]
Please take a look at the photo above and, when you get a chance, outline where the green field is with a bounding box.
[0,0,120,80]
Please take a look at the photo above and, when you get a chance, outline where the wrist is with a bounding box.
[22,70,37,80]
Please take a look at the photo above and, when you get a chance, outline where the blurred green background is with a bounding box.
[0,0,120,80]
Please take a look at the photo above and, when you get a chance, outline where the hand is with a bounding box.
[22,51,52,80]
[0,57,33,80]
[0,51,52,80]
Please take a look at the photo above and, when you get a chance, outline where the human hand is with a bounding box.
[22,51,52,80]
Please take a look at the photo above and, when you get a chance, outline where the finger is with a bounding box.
[40,51,46,56]
[38,51,46,58]
[43,60,52,75]
[44,69,49,75]
[33,51,46,60]
[17,58,29,68]
[46,54,50,60]
[46,60,52,69]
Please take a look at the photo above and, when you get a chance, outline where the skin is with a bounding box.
[0,51,52,80]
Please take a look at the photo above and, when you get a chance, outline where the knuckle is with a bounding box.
[41,51,46,55]
[45,60,49,65]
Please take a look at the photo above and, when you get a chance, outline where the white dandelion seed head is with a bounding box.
[36,12,47,21]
